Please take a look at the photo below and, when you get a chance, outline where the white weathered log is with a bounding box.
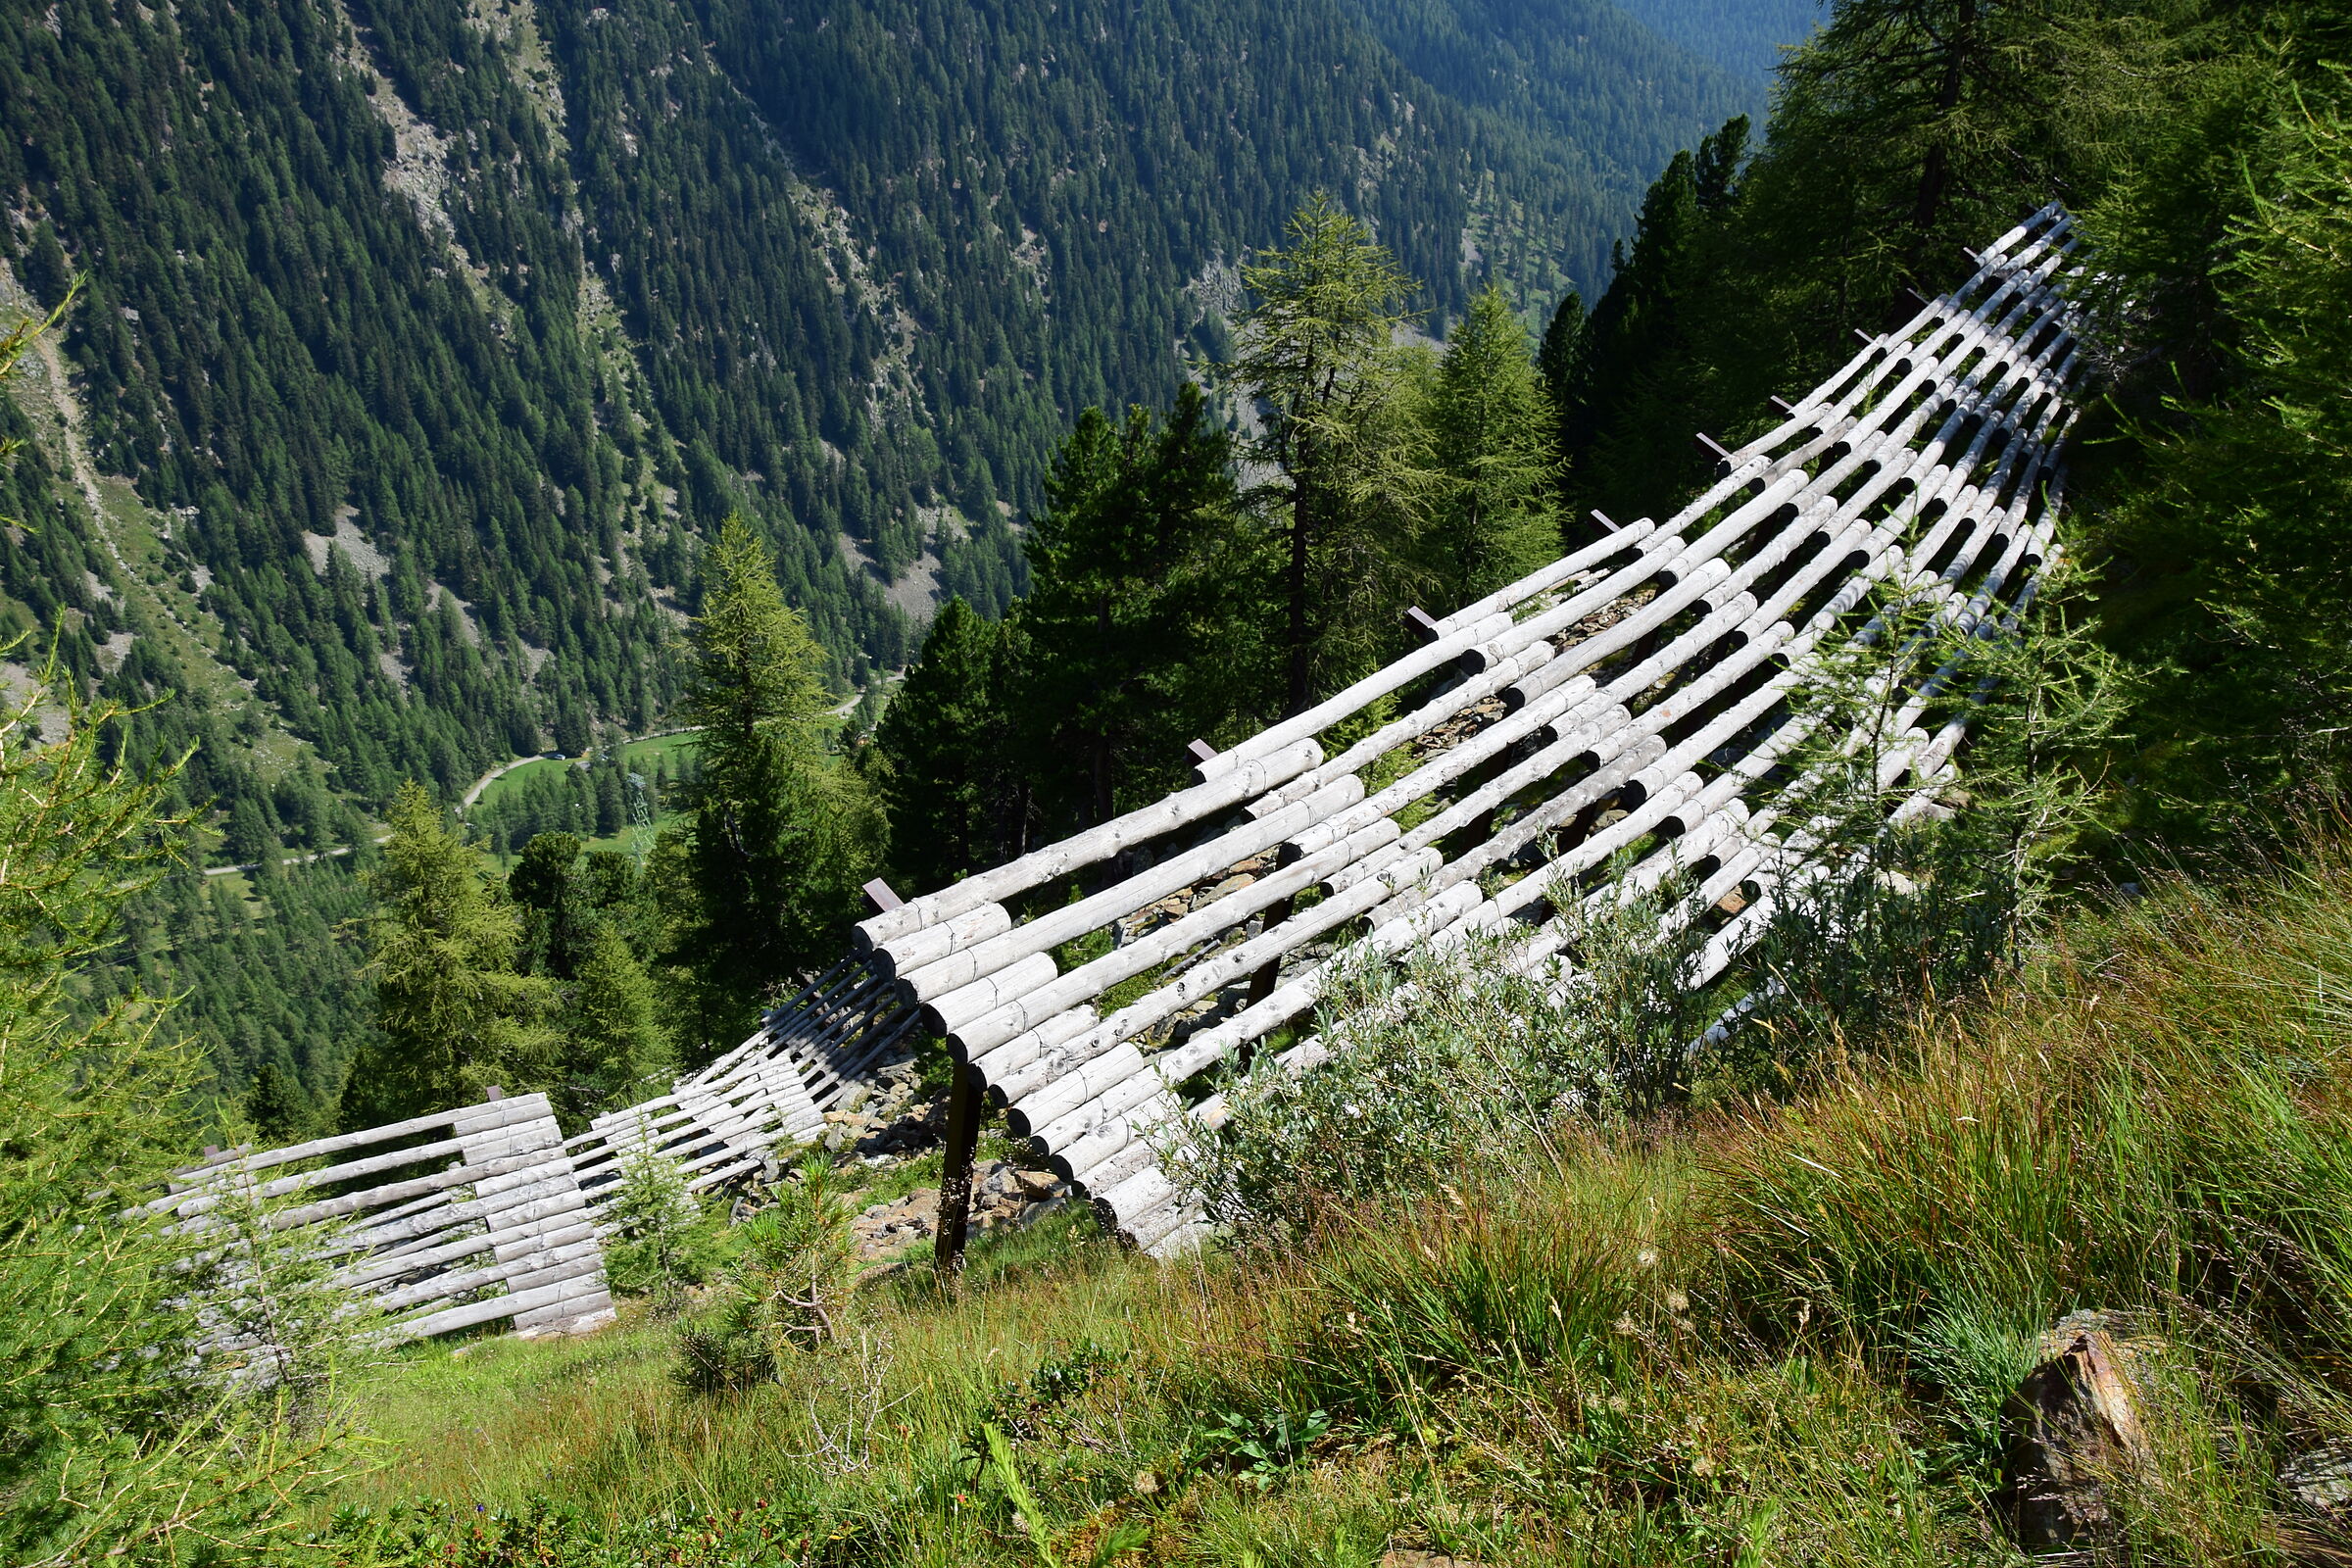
[511,1289,618,1334]
[369,1237,606,1315]
[969,826,1420,1072]
[897,774,1366,1004]
[388,1255,610,1342]
[857,737,1325,947]
[1195,615,1518,786]
[160,1095,551,1194]
[869,902,1016,981]
[1430,518,1666,635]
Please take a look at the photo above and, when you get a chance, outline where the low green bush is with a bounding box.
[674,1158,859,1395]
[599,1144,728,1304]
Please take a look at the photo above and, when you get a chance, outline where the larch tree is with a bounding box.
[343,780,557,1127]
[0,304,352,1556]
[1230,195,1437,712]
[1424,284,1562,607]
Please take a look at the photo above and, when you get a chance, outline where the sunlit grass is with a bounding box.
[321,838,2352,1564]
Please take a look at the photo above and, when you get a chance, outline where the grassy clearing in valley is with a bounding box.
[318,842,2352,1565]
[472,732,700,815]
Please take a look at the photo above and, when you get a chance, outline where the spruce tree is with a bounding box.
[341,781,557,1127]
[1558,148,1708,526]
[659,517,880,1059]
[1012,385,1277,829]
[511,830,591,980]
[245,1059,316,1143]
[875,598,1023,894]
[1425,284,1562,607]
[564,923,674,1123]
[1539,288,1587,425]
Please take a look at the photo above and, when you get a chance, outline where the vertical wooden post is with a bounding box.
[932,1061,983,1286]
[1248,893,1296,1004]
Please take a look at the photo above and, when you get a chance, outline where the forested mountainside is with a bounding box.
[0,0,1811,1113]
[1610,0,1822,74]
[0,0,1778,828]
[15,0,2352,1551]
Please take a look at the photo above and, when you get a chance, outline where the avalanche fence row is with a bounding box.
[160,204,2082,1337]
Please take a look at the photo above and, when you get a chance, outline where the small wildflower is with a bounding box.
[1691,1453,1715,1477]
[1613,1313,1637,1337]
[1608,1395,1630,1415]
[1638,1247,1660,1268]
[1133,1470,1160,1495]
[1666,1289,1690,1313]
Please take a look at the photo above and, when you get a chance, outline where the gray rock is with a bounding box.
[1013,1168,1063,1200]
[2000,1314,2160,1552]
[2282,1442,2352,1513]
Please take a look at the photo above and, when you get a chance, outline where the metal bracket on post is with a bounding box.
[1403,606,1444,645]
[862,877,905,914]
[1590,509,1622,534]
[483,1084,504,1102]
[1693,431,1735,470]
[1187,739,1218,766]
[931,1061,983,1288]
[1769,395,1798,418]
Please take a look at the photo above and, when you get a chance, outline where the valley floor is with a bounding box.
[317,841,2352,1567]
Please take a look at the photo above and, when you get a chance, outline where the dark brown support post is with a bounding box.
[1248,891,1297,1004]
[931,1061,983,1286]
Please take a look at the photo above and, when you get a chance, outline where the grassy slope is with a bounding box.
[470,733,703,814]
[321,844,2352,1566]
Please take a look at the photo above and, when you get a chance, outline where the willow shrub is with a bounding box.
[1174,875,1718,1242]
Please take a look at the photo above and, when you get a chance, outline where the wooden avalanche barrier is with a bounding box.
[157,1090,614,1342]
[716,202,2085,1256]
[182,205,2083,1323]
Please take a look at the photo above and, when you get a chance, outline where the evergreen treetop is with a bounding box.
[343,781,557,1127]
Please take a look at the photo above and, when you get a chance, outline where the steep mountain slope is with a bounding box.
[1610,0,1824,76]
[0,0,1813,1115]
[0,0,1781,821]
